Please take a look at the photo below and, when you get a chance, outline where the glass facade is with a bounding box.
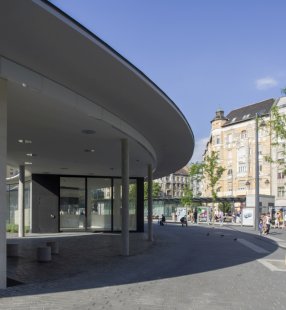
[6,182,31,228]
[59,176,138,232]
[113,179,137,231]
[6,176,140,233]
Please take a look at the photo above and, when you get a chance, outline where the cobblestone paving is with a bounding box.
[1,225,286,309]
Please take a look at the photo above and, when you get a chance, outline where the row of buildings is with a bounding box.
[156,96,286,214]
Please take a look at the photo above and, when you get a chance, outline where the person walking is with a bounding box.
[258,218,263,236]
[194,208,198,224]
[265,213,271,235]
[219,210,224,226]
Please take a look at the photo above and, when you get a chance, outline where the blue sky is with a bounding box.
[50,0,286,162]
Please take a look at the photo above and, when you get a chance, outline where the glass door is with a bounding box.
[60,177,86,231]
[87,178,112,231]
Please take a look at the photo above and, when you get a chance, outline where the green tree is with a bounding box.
[189,162,204,189]
[181,162,204,207]
[219,201,231,215]
[203,151,225,221]
[181,186,193,207]
[265,104,286,173]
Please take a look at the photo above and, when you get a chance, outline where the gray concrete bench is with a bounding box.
[46,241,59,255]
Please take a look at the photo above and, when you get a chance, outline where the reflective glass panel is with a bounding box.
[87,178,112,231]
[60,177,85,230]
[113,179,137,231]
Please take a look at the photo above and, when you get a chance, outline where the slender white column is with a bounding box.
[18,165,25,237]
[121,139,129,256]
[0,78,7,289]
[255,114,259,231]
[148,164,153,241]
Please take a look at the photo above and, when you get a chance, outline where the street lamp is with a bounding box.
[254,113,266,231]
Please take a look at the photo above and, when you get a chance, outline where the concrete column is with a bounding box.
[18,165,25,237]
[148,164,153,241]
[0,78,7,289]
[121,139,129,256]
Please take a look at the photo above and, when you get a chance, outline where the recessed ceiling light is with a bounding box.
[26,153,37,157]
[18,139,32,144]
[81,129,96,135]
[84,149,95,153]
[22,83,27,88]
[24,162,32,165]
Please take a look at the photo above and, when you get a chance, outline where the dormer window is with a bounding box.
[242,114,250,120]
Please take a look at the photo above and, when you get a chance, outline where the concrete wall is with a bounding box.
[31,174,59,233]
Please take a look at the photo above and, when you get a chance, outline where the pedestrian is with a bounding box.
[180,216,187,227]
[265,213,271,235]
[232,212,236,223]
[194,208,198,224]
[160,214,166,226]
[219,210,224,226]
[258,219,263,235]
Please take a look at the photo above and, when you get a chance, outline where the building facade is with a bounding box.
[155,166,190,198]
[202,99,274,204]
[202,97,286,211]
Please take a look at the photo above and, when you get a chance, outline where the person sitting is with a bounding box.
[160,214,166,226]
[180,216,187,227]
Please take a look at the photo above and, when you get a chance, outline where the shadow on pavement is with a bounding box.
[2,224,279,297]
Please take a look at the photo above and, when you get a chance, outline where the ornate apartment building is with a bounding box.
[155,166,190,198]
[202,97,286,209]
[202,98,274,203]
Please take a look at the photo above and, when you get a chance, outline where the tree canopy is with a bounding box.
[203,151,225,202]
[265,98,286,173]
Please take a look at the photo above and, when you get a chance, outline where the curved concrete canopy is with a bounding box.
[0,0,194,178]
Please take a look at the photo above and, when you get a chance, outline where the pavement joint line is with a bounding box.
[224,225,286,250]
[258,259,286,272]
[237,238,270,254]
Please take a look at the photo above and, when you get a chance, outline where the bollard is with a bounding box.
[46,241,59,255]
[7,244,19,257]
[37,246,51,262]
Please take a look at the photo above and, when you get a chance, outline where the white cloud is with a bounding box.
[255,77,278,90]
[190,137,209,163]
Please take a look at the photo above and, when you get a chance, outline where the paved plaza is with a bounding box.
[1,223,286,309]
